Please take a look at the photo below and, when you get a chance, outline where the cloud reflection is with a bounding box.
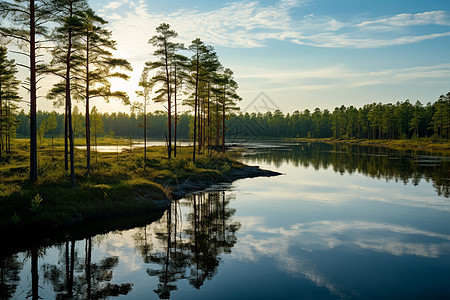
[233,217,450,296]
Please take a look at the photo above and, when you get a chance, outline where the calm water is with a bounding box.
[75,141,191,153]
[2,142,450,299]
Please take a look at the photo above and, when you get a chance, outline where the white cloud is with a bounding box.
[104,0,129,10]
[104,1,450,52]
[95,0,450,71]
[233,217,450,297]
[235,63,450,93]
[107,13,123,20]
[358,11,450,29]
[292,31,450,48]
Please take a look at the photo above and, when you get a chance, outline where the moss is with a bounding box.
[0,140,244,233]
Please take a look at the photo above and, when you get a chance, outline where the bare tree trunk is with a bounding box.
[222,89,226,153]
[65,102,68,170]
[30,0,38,182]
[6,99,10,153]
[66,2,76,187]
[199,97,202,154]
[174,67,177,157]
[193,53,199,162]
[207,82,211,155]
[216,99,219,148]
[144,93,147,165]
[0,81,3,159]
[85,30,91,175]
[164,40,171,159]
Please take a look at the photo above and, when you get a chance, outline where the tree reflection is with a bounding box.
[0,254,23,299]
[42,241,78,299]
[133,191,240,299]
[25,247,45,300]
[43,238,133,299]
[246,142,450,197]
[187,192,239,289]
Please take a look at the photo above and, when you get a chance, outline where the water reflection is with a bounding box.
[0,255,22,299]
[42,239,133,299]
[133,191,240,299]
[243,142,450,197]
[2,142,450,299]
[233,217,450,298]
[0,190,240,299]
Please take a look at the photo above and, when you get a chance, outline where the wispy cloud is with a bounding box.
[233,217,450,298]
[102,0,450,50]
[358,11,450,29]
[292,31,450,48]
[235,63,450,93]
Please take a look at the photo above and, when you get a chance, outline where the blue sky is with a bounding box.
[29,0,450,113]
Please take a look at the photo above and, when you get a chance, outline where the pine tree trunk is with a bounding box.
[67,3,76,187]
[207,83,211,155]
[30,0,38,182]
[65,102,68,170]
[199,98,202,154]
[216,99,219,148]
[222,94,225,153]
[164,40,171,160]
[193,53,199,162]
[85,30,91,175]
[144,95,147,165]
[0,81,3,159]
[174,67,177,157]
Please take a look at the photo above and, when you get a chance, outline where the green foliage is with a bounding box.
[0,46,21,159]
[30,194,43,213]
[228,95,450,140]
[11,213,21,224]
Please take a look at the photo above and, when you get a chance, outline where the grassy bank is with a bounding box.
[0,138,247,233]
[287,137,450,154]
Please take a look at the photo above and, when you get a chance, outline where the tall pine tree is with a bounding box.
[0,0,52,182]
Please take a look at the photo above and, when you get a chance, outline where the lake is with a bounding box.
[2,141,450,299]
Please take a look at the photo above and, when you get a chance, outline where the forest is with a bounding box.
[0,0,241,187]
[228,95,450,140]
[13,93,450,144]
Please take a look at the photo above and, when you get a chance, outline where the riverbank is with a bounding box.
[0,142,280,242]
[287,138,450,154]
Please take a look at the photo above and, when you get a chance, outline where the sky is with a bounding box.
[12,0,450,114]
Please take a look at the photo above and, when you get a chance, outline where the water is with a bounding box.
[75,140,192,152]
[2,142,450,299]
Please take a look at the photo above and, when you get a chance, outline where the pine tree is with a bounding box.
[0,46,20,159]
[47,0,88,186]
[187,39,220,159]
[217,68,240,152]
[135,67,154,166]
[409,101,423,138]
[47,111,57,154]
[90,105,103,163]
[0,0,52,182]
[79,8,131,174]
[147,23,182,160]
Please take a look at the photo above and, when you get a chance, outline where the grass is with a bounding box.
[0,138,243,233]
[287,137,450,154]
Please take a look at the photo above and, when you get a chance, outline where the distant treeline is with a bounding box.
[15,93,449,141]
[15,108,191,140]
[229,94,450,140]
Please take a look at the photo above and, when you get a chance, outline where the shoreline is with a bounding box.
[287,138,450,154]
[0,162,281,257]
[167,165,282,199]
